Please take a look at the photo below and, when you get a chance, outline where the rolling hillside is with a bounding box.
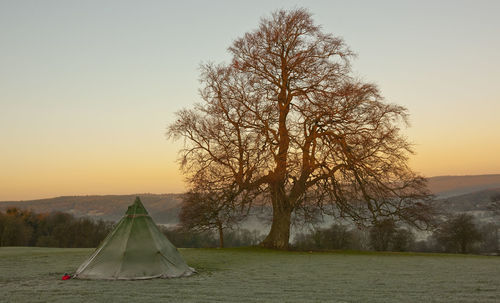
[2,174,499,224]
[433,187,500,211]
[0,194,183,224]
[426,174,500,198]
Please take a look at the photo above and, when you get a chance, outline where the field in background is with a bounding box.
[0,247,498,302]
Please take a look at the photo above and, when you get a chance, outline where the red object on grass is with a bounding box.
[62,275,71,280]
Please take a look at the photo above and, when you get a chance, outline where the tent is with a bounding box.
[74,197,195,280]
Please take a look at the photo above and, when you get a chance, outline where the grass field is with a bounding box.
[0,247,498,302]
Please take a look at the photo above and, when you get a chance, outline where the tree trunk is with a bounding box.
[261,204,292,249]
[218,223,224,248]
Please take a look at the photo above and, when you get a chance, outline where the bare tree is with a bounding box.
[433,213,482,254]
[178,168,249,248]
[179,190,241,248]
[168,8,433,249]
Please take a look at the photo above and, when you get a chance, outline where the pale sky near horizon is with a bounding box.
[1,0,499,201]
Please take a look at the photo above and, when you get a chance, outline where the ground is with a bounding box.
[0,247,498,302]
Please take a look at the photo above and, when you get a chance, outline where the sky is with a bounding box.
[1,0,499,201]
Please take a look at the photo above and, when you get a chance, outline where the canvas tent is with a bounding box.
[74,197,194,280]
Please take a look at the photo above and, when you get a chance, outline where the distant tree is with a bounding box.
[0,212,33,246]
[321,224,353,249]
[0,208,111,248]
[0,212,4,243]
[413,240,431,253]
[161,226,218,248]
[478,222,499,254]
[18,209,40,246]
[179,187,244,248]
[161,226,262,248]
[368,219,415,251]
[369,219,396,251]
[292,224,369,251]
[348,228,371,251]
[223,229,264,247]
[292,232,315,250]
[64,217,112,248]
[433,213,482,253]
[488,194,500,215]
[391,228,415,252]
[36,212,74,247]
[168,7,434,249]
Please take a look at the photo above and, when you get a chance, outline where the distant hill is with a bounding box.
[1,174,499,224]
[433,187,500,219]
[426,174,500,198]
[0,194,183,224]
[424,175,500,222]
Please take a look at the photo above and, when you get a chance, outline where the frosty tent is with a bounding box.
[74,197,194,280]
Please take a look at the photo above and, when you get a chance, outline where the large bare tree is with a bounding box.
[168,8,433,249]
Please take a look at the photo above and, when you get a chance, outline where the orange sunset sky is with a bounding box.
[1,1,499,201]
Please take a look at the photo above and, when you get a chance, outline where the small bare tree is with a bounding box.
[179,192,229,248]
[178,168,248,248]
[169,8,433,249]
